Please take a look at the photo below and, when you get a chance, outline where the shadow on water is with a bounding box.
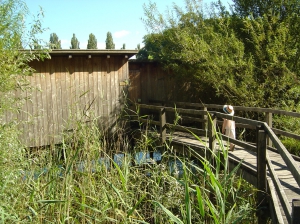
[20,150,197,180]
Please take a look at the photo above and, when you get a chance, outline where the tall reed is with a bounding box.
[0,109,258,223]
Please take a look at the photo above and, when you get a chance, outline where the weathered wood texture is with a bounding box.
[12,55,130,147]
[129,61,198,104]
[136,103,300,223]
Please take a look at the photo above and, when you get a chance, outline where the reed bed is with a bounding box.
[0,114,259,223]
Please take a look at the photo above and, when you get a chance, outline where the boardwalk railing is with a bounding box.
[134,102,300,223]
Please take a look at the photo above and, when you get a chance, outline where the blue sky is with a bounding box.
[24,0,232,50]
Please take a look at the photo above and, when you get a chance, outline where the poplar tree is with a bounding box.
[105,32,115,49]
[70,33,80,49]
[87,33,97,49]
[49,33,61,49]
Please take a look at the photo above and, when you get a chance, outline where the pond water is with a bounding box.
[21,151,192,180]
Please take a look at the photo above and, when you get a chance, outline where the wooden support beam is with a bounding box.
[257,126,269,223]
[266,112,272,147]
[208,113,216,162]
[160,107,166,145]
[201,106,207,130]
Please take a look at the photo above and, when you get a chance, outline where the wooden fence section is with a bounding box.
[135,103,300,223]
[7,50,137,147]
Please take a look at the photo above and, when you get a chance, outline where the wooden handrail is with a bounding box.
[136,102,300,223]
[148,99,300,118]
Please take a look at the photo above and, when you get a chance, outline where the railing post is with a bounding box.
[256,125,268,223]
[208,113,216,154]
[265,112,272,148]
[201,106,208,130]
[292,199,300,224]
[160,107,166,145]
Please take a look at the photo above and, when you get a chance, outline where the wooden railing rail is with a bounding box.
[136,103,300,223]
[148,99,300,148]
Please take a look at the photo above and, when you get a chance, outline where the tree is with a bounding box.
[70,33,80,49]
[105,32,115,49]
[49,33,61,49]
[141,0,300,109]
[0,0,49,221]
[87,33,97,49]
[121,43,126,49]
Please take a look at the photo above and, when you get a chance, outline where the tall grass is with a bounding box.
[0,111,258,223]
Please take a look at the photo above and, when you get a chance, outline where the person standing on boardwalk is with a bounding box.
[222,105,236,151]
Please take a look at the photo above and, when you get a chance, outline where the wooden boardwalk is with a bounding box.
[169,131,300,223]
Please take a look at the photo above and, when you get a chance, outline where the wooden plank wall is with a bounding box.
[12,55,128,147]
[128,61,195,105]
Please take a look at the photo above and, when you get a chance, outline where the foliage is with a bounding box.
[49,32,61,49]
[105,31,115,49]
[121,43,126,49]
[140,0,300,109]
[87,33,97,49]
[0,0,49,221]
[0,114,257,223]
[70,33,80,49]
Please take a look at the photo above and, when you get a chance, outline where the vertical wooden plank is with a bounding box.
[78,56,84,120]
[31,60,39,147]
[67,56,74,127]
[82,57,89,121]
[256,126,268,223]
[98,57,104,118]
[88,56,95,118]
[92,56,98,118]
[110,56,116,122]
[54,56,61,144]
[201,106,208,130]
[50,57,57,144]
[160,107,166,144]
[60,56,67,134]
[39,59,47,146]
[58,57,64,143]
[73,56,80,121]
[266,112,272,147]
[105,56,110,126]
[36,61,44,147]
[208,113,216,154]
[44,59,52,145]
[119,57,125,109]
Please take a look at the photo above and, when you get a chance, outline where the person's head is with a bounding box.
[223,105,234,116]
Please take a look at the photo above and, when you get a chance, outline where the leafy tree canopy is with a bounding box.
[105,32,115,49]
[0,0,49,113]
[140,0,300,109]
[87,33,97,49]
[49,33,61,49]
[70,33,80,49]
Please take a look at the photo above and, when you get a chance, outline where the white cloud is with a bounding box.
[113,30,130,38]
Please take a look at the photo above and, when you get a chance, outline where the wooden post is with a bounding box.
[257,125,268,223]
[208,113,216,154]
[266,112,272,148]
[160,107,166,145]
[292,199,300,224]
[201,106,208,130]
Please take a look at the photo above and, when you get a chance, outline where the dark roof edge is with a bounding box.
[21,49,138,57]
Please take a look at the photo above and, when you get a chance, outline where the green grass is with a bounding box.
[0,115,259,223]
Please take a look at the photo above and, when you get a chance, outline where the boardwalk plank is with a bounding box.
[167,131,300,222]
